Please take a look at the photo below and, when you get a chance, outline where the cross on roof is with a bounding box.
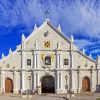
[44,9,50,19]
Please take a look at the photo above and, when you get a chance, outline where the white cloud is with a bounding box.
[75,39,100,57]
[0,0,100,39]
[75,39,92,50]
[0,0,99,58]
[90,49,100,54]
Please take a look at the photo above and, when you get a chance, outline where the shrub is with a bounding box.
[97,98,100,100]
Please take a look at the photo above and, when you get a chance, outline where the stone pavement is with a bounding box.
[0,93,100,100]
[71,92,100,100]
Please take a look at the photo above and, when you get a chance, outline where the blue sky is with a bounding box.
[0,0,100,59]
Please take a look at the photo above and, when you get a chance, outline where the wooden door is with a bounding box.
[82,77,90,92]
[5,78,13,93]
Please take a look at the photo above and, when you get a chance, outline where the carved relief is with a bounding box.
[41,53,55,62]
[44,41,50,48]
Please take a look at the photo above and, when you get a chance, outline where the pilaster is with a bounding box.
[14,72,19,93]
[21,34,26,92]
[71,70,76,93]
[1,71,4,93]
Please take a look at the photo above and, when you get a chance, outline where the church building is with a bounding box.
[0,19,100,94]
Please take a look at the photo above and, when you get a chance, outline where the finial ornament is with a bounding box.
[9,48,12,54]
[34,24,37,31]
[97,55,100,60]
[82,49,85,54]
[58,24,62,32]
[22,34,25,42]
[89,53,92,58]
[2,53,4,58]
[44,9,50,19]
[71,34,74,43]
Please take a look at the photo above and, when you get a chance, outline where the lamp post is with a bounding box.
[65,75,68,93]
[65,75,68,98]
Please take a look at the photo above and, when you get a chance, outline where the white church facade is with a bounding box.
[0,19,100,94]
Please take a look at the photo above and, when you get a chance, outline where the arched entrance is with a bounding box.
[5,78,13,93]
[82,76,90,92]
[41,75,55,93]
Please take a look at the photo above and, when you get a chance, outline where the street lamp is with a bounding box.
[65,75,68,97]
[65,75,68,89]
[65,75,68,81]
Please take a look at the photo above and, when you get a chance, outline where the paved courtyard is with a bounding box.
[0,93,100,100]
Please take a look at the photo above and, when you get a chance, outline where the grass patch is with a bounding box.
[97,98,100,100]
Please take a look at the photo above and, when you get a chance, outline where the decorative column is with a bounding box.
[34,40,39,69]
[60,52,63,69]
[12,67,15,93]
[19,71,22,92]
[32,51,34,90]
[28,76,32,89]
[96,67,98,86]
[77,66,80,93]
[55,50,57,68]
[36,73,38,87]
[70,35,75,93]
[90,66,93,92]
[57,53,60,69]
[55,50,58,93]
[32,51,34,69]
[57,73,59,90]
[32,72,38,89]
[1,71,4,93]
[21,34,26,92]
[56,41,62,69]
[13,71,18,93]
[60,73,62,89]
[33,73,36,89]
[69,69,71,93]
[96,55,100,91]
[71,70,76,93]
[13,70,15,93]
[34,53,38,69]
[32,71,34,90]
[57,73,62,90]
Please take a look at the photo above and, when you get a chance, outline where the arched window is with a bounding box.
[45,56,51,65]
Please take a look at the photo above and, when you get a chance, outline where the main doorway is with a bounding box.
[82,76,90,92]
[5,78,13,93]
[41,75,55,93]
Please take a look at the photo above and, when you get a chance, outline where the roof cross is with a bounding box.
[44,9,50,19]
